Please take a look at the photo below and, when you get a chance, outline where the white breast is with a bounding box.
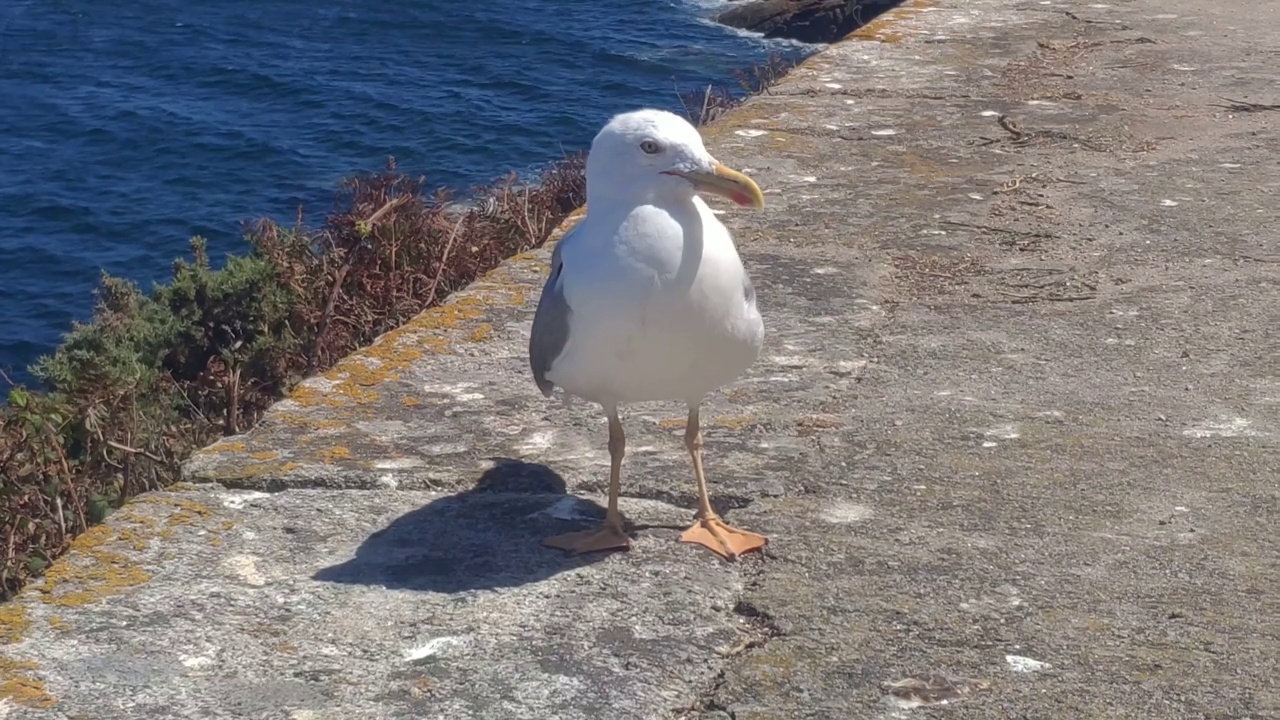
[548,197,763,405]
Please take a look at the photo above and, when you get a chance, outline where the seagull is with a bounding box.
[529,108,768,561]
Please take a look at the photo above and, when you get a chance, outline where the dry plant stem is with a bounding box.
[426,215,467,308]
[224,365,241,435]
[106,439,165,464]
[310,259,356,373]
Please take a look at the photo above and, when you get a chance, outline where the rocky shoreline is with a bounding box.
[714,0,905,44]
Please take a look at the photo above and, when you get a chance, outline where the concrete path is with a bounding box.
[3,0,1277,717]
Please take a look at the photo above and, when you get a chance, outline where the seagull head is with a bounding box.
[585,108,765,210]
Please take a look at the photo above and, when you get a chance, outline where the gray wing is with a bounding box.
[742,271,756,307]
[529,232,574,397]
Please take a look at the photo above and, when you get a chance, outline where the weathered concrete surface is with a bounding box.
[5,0,1279,717]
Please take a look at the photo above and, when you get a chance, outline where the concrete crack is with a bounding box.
[675,562,784,719]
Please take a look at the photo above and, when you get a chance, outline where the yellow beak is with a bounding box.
[669,162,765,209]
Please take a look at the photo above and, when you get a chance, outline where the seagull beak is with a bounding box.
[666,161,765,209]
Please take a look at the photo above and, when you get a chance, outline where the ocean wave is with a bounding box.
[693,14,829,52]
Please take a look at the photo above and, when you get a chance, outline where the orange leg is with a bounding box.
[543,406,632,555]
[677,404,767,560]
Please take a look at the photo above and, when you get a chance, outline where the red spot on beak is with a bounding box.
[730,192,753,207]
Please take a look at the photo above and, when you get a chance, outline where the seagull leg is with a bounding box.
[543,404,632,555]
[678,403,767,560]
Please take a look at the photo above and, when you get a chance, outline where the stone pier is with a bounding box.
[3,0,1277,717]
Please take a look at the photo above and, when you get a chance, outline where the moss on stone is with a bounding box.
[37,537,152,608]
[116,528,150,551]
[712,414,758,430]
[273,412,347,430]
[27,496,222,608]
[319,446,352,463]
[0,605,28,645]
[0,656,56,708]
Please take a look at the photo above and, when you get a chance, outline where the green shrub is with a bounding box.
[0,156,586,600]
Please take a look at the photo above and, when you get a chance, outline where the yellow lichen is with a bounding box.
[164,511,200,527]
[210,536,224,548]
[364,341,425,367]
[249,450,278,460]
[402,396,422,407]
[284,272,540,412]
[38,541,151,608]
[332,381,380,405]
[0,605,28,645]
[65,524,114,551]
[0,656,56,708]
[0,679,57,708]
[116,528,149,551]
[288,377,378,408]
[288,342,441,407]
[47,616,71,633]
[114,510,158,529]
[340,362,390,388]
[215,441,247,453]
[0,657,37,674]
[30,491,213,604]
[36,525,152,608]
[319,446,352,463]
[222,460,304,478]
[126,495,214,530]
[420,335,455,354]
[658,418,685,430]
[286,383,324,407]
[174,499,213,515]
[712,415,757,430]
[407,296,487,332]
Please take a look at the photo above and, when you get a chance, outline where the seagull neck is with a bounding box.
[585,186,699,215]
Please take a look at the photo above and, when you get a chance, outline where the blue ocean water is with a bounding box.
[0,0,814,386]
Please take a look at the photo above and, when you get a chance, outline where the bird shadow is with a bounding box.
[312,458,622,593]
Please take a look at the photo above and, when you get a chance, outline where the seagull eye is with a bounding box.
[640,140,662,155]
